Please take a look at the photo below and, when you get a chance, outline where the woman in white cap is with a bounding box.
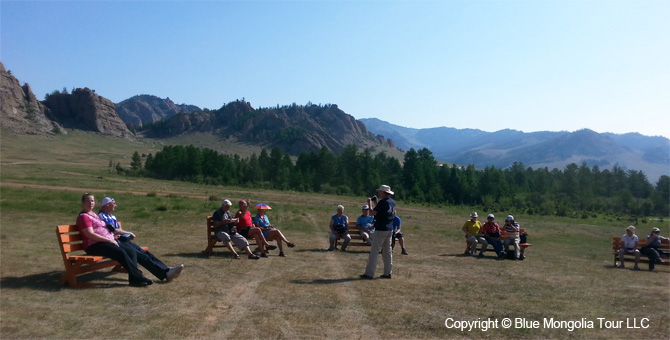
[502,215,521,260]
[640,227,668,271]
[617,226,640,270]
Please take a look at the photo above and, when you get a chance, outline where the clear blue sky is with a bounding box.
[2,0,668,138]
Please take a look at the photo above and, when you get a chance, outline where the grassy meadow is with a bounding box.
[1,131,669,340]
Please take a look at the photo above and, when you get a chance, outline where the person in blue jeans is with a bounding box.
[640,227,669,271]
[478,214,505,258]
[392,214,408,255]
[98,197,184,282]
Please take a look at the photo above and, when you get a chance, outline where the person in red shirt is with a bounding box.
[478,214,505,258]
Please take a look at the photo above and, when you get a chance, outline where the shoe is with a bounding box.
[618,264,625,269]
[401,249,408,255]
[166,264,184,282]
[520,254,526,260]
[477,253,485,257]
[327,248,334,251]
[287,242,296,248]
[266,245,277,251]
[248,254,260,260]
[380,274,392,279]
[233,254,241,259]
[260,253,268,258]
[359,274,373,280]
[341,248,347,252]
[279,252,286,257]
[129,280,148,287]
[633,266,640,270]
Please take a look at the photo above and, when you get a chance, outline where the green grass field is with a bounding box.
[1,131,669,339]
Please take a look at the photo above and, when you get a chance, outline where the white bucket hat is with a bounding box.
[377,185,394,195]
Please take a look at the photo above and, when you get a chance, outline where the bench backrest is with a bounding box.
[56,224,86,260]
[612,236,670,250]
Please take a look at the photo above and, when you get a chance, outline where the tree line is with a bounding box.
[127,145,669,218]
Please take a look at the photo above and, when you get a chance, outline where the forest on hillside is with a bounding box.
[125,145,669,219]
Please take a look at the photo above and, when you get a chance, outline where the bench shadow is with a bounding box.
[294,248,370,254]
[0,270,126,291]
[290,278,360,285]
[162,252,213,259]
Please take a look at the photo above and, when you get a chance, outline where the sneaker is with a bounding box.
[129,280,148,287]
[401,249,408,255]
[341,247,347,252]
[287,242,296,248]
[477,253,485,257]
[278,252,286,257]
[633,266,640,270]
[166,264,184,282]
[359,274,374,280]
[618,264,625,269]
[260,253,268,258]
[327,248,334,251]
[266,245,277,251]
[248,254,260,260]
[380,274,392,279]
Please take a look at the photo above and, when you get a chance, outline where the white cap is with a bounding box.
[470,212,478,217]
[487,214,495,219]
[506,215,514,221]
[222,199,232,206]
[100,197,115,207]
[362,205,370,210]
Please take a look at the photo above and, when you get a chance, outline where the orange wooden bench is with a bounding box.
[203,216,257,255]
[467,228,532,258]
[56,224,147,288]
[334,221,372,249]
[612,237,669,267]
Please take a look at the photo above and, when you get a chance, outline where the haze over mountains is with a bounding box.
[361,118,669,182]
[1,60,668,182]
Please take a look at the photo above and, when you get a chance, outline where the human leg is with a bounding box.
[380,230,393,277]
[119,241,170,279]
[478,238,489,256]
[618,248,626,267]
[364,231,387,278]
[85,242,150,285]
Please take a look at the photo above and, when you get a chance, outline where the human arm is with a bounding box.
[80,226,118,246]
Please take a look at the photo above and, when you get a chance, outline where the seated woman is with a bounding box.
[640,227,669,271]
[252,205,295,257]
[328,205,350,251]
[234,200,274,258]
[76,193,154,287]
[618,225,640,270]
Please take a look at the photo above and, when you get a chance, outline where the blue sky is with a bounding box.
[2,0,668,138]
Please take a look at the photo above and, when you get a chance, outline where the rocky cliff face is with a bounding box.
[0,62,65,135]
[43,88,133,138]
[142,101,396,154]
[116,95,201,127]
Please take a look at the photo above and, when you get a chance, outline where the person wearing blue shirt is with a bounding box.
[361,185,396,279]
[252,206,295,257]
[392,214,408,255]
[98,197,183,282]
[329,205,350,251]
[356,205,375,245]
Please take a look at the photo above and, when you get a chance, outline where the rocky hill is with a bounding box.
[141,100,396,155]
[116,95,201,127]
[361,118,670,181]
[0,62,64,135]
[43,88,133,138]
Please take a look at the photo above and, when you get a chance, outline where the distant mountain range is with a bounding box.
[116,95,201,127]
[360,118,669,182]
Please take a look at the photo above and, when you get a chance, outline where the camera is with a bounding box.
[370,195,378,203]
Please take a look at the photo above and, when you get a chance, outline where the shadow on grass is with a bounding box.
[290,278,361,285]
[163,252,213,259]
[294,248,370,254]
[0,270,126,291]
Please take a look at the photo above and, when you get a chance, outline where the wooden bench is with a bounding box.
[203,216,257,255]
[466,228,532,258]
[334,221,372,249]
[612,237,670,267]
[56,224,147,288]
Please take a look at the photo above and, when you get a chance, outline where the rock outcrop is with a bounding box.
[0,61,65,135]
[43,87,133,138]
[116,95,201,127]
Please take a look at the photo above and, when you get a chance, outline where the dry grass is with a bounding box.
[1,131,669,340]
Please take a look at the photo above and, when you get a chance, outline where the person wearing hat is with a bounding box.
[98,197,184,282]
[356,205,375,246]
[391,212,408,255]
[478,214,505,258]
[212,199,260,259]
[252,206,295,257]
[360,185,396,279]
[502,215,521,260]
[617,226,640,270]
[640,227,668,271]
[462,212,486,256]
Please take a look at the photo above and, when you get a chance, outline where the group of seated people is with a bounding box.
[211,199,296,259]
[327,204,408,255]
[617,225,669,271]
[462,212,524,260]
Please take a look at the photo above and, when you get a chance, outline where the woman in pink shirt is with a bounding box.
[76,193,153,287]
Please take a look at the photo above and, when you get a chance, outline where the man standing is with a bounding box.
[356,205,375,246]
[360,185,396,279]
[98,197,184,282]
